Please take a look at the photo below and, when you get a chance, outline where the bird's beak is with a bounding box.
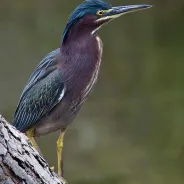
[107,5,152,19]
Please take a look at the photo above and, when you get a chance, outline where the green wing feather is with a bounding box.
[13,49,65,132]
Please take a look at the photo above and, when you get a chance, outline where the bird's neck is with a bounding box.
[60,24,103,66]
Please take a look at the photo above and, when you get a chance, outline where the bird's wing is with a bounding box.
[13,49,65,132]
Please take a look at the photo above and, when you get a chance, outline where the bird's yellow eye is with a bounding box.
[97,10,104,16]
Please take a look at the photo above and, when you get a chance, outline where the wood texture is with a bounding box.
[0,115,67,184]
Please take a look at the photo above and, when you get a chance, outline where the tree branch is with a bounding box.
[0,115,67,184]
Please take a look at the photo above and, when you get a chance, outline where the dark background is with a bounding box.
[1,0,184,183]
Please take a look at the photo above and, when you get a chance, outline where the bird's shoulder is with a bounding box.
[25,48,62,90]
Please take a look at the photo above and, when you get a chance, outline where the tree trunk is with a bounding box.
[0,115,67,184]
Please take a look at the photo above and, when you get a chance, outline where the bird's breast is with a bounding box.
[80,36,102,99]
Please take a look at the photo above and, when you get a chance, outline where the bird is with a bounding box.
[12,0,151,182]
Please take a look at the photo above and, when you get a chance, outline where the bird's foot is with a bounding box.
[50,166,55,171]
[58,176,68,184]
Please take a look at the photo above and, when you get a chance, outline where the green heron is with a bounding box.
[12,0,151,182]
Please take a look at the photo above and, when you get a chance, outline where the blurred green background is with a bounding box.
[1,0,184,183]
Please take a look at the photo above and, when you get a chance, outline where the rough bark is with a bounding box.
[0,115,67,184]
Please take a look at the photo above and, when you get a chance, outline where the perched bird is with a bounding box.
[12,0,151,182]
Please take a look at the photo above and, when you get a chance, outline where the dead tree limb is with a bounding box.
[0,115,67,184]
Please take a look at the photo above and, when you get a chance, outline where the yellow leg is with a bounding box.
[26,128,40,151]
[57,129,66,178]
[26,128,55,172]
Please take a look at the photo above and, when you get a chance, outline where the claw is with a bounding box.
[59,176,68,184]
[50,166,55,171]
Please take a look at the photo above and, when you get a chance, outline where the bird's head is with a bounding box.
[62,0,152,43]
